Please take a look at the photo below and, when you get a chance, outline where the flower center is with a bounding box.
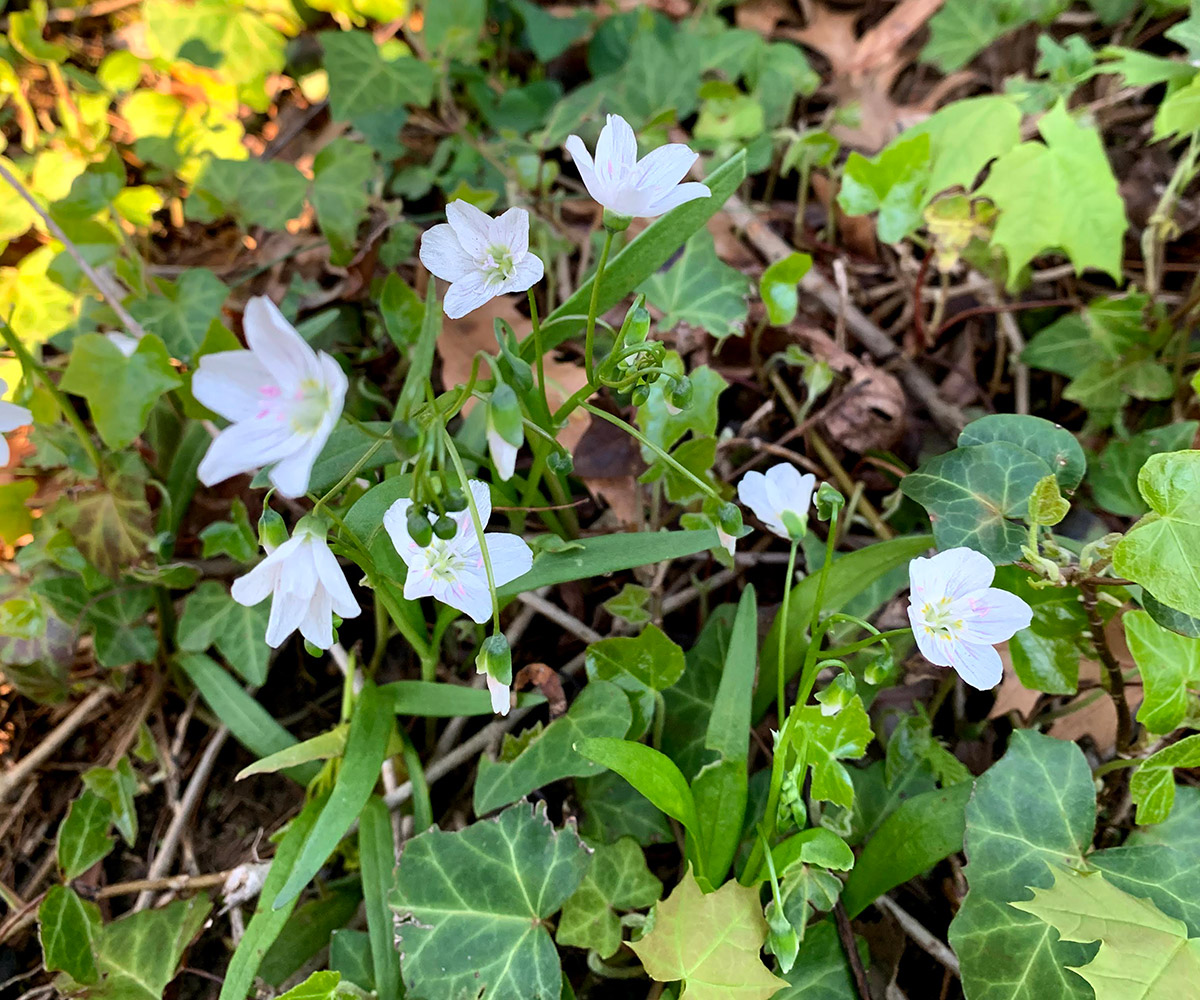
[288,378,331,435]
[920,597,965,639]
[482,245,517,285]
[424,540,466,583]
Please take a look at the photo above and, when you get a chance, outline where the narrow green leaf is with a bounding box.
[383,679,545,717]
[274,682,393,908]
[237,726,348,781]
[395,284,441,421]
[575,737,699,835]
[359,797,401,1000]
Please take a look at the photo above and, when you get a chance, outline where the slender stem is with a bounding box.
[777,540,799,724]
[552,381,594,424]
[584,230,614,384]
[313,437,386,513]
[442,427,502,633]
[0,318,101,471]
[580,401,721,505]
[808,509,839,646]
[1081,580,1133,752]
[528,288,550,423]
[398,728,433,831]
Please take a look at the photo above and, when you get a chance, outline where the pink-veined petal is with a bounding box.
[955,587,1033,644]
[197,419,298,487]
[192,350,275,422]
[267,434,324,499]
[243,296,319,392]
[463,478,493,530]
[489,207,530,257]
[633,143,698,197]
[907,553,940,605]
[596,114,638,179]
[383,498,421,565]
[737,470,786,538]
[483,531,533,588]
[419,223,475,282]
[402,560,436,603]
[446,200,492,259]
[943,638,1004,690]
[443,271,498,320]
[643,182,712,217]
[924,547,995,601]
[909,603,956,668]
[449,569,494,624]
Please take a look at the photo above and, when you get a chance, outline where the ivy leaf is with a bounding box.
[958,414,1087,491]
[58,791,115,881]
[556,837,662,958]
[312,139,376,266]
[586,623,686,693]
[89,588,158,669]
[948,730,1096,1000]
[603,584,654,626]
[1089,423,1200,518]
[391,801,589,1000]
[82,758,139,846]
[902,95,1023,199]
[60,334,181,450]
[977,100,1126,286]
[922,0,1066,72]
[62,458,154,580]
[126,269,228,362]
[473,681,632,815]
[177,580,270,685]
[91,897,211,1000]
[796,697,873,809]
[837,134,931,243]
[198,498,257,563]
[575,771,673,847]
[1125,610,1200,737]
[1113,451,1200,619]
[639,231,750,340]
[1012,866,1200,999]
[628,868,788,1000]
[321,31,436,120]
[38,886,101,984]
[1131,734,1200,827]
[186,158,309,231]
[900,441,1053,563]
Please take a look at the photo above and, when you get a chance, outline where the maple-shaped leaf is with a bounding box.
[628,868,788,1000]
[1012,865,1200,999]
[977,100,1126,287]
[795,696,873,809]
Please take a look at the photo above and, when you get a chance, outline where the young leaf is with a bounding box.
[60,334,181,450]
[58,791,115,881]
[81,757,139,846]
[273,681,394,909]
[274,971,344,1000]
[556,837,662,958]
[391,801,589,1000]
[628,868,788,1000]
[1130,735,1200,826]
[837,133,931,243]
[639,230,751,340]
[1113,451,1200,619]
[977,100,1126,286]
[1012,866,1200,999]
[759,251,812,326]
[473,680,632,815]
[796,697,874,809]
[1125,610,1200,736]
[585,624,686,693]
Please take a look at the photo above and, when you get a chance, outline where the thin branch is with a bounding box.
[0,688,110,801]
[0,159,148,339]
[875,894,960,974]
[1080,581,1133,753]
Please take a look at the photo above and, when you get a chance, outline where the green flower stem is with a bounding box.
[584,229,615,384]
[0,317,101,471]
[742,717,803,886]
[528,287,551,423]
[312,437,386,514]
[552,382,594,424]
[776,539,800,724]
[398,727,434,831]
[808,510,839,641]
[442,426,502,634]
[579,401,722,506]
[818,628,911,663]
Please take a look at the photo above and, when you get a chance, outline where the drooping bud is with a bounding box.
[717,502,743,536]
[257,506,288,553]
[407,507,434,548]
[486,381,524,482]
[815,481,845,522]
[548,450,574,475]
[475,633,514,716]
[666,375,693,414]
[815,671,856,717]
[432,514,457,540]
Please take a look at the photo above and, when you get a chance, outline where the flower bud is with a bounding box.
[816,671,856,716]
[666,375,693,413]
[475,633,513,716]
[780,509,808,540]
[815,481,845,522]
[548,450,574,475]
[432,514,457,540]
[864,647,895,686]
[765,902,799,974]
[407,507,434,548]
[257,506,288,553]
[631,384,651,407]
[486,381,524,482]
[443,488,468,512]
[717,502,743,536]
[625,306,651,346]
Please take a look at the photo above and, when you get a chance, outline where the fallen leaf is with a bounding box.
[513,662,567,719]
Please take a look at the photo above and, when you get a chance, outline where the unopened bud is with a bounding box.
[433,514,456,540]
[407,508,433,548]
[257,506,288,553]
[718,502,743,536]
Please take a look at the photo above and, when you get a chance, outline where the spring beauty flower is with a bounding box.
[907,547,1033,690]
[565,114,711,220]
[419,201,544,320]
[383,479,533,624]
[231,520,361,650]
[0,379,31,467]
[737,463,817,540]
[193,296,347,499]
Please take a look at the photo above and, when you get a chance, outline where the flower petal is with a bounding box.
[230,558,278,607]
[383,498,420,565]
[489,207,529,257]
[487,427,518,480]
[643,182,712,217]
[943,638,1003,690]
[446,200,492,259]
[243,296,320,392]
[265,590,309,648]
[267,434,324,499]
[565,134,606,204]
[311,536,361,619]
[193,350,275,422]
[501,252,544,294]
[486,672,511,716]
[956,587,1033,644]
[596,114,638,179]
[419,223,475,282]
[197,419,298,488]
[299,585,334,650]
[483,531,533,587]
[737,470,786,538]
[449,570,494,624]
[443,271,498,319]
[909,603,955,667]
[0,399,31,434]
[633,143,698,197]
[925,547,996,601]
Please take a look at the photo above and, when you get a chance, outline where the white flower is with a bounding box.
[193,296,347,499]
[737,463,816,540]
[717,528,737,558]
[231,522,361,650]
[383,479,533,624]
[907,547,1033,690]
[565,114,712,219]
[487,419,519,481]
[419,201,544,320]
[0,379,31,467]
[484,672,511,716]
